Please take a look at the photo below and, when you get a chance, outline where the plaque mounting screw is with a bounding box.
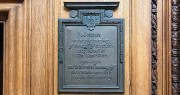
[70,10,78,18]
[105,10,113,18]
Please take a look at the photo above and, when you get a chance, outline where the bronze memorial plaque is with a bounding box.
[58,2,124,92]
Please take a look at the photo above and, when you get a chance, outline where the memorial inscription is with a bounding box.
[58,2,124,93]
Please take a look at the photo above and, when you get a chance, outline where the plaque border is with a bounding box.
[58,2,124,93]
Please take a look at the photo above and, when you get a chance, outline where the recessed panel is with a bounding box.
[64,25,118,87]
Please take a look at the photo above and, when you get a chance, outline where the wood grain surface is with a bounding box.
[57,1,130,95]
[0,0,155,95]
[0,2,30,95]
[131,0,151,94]
[156,0,172,95]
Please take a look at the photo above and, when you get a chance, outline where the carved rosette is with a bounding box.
[151,0,157,95]
[172,0,180,95]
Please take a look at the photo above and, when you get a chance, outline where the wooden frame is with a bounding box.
[0,21,5,95]
[154,0,172,95]
[0,1,30,95]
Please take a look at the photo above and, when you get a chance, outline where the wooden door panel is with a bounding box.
[57,0,130,95]
[0,0,161,95]
[55,0,151,95]
[0,2,30,95]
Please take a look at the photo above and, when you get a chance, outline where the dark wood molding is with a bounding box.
[0,0,23,3]
[0,22,3,95]
[172,0,180,94]
[0,12,8,21]
[151,0,157,95]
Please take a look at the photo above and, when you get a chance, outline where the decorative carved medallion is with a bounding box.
[82,13,101,31]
